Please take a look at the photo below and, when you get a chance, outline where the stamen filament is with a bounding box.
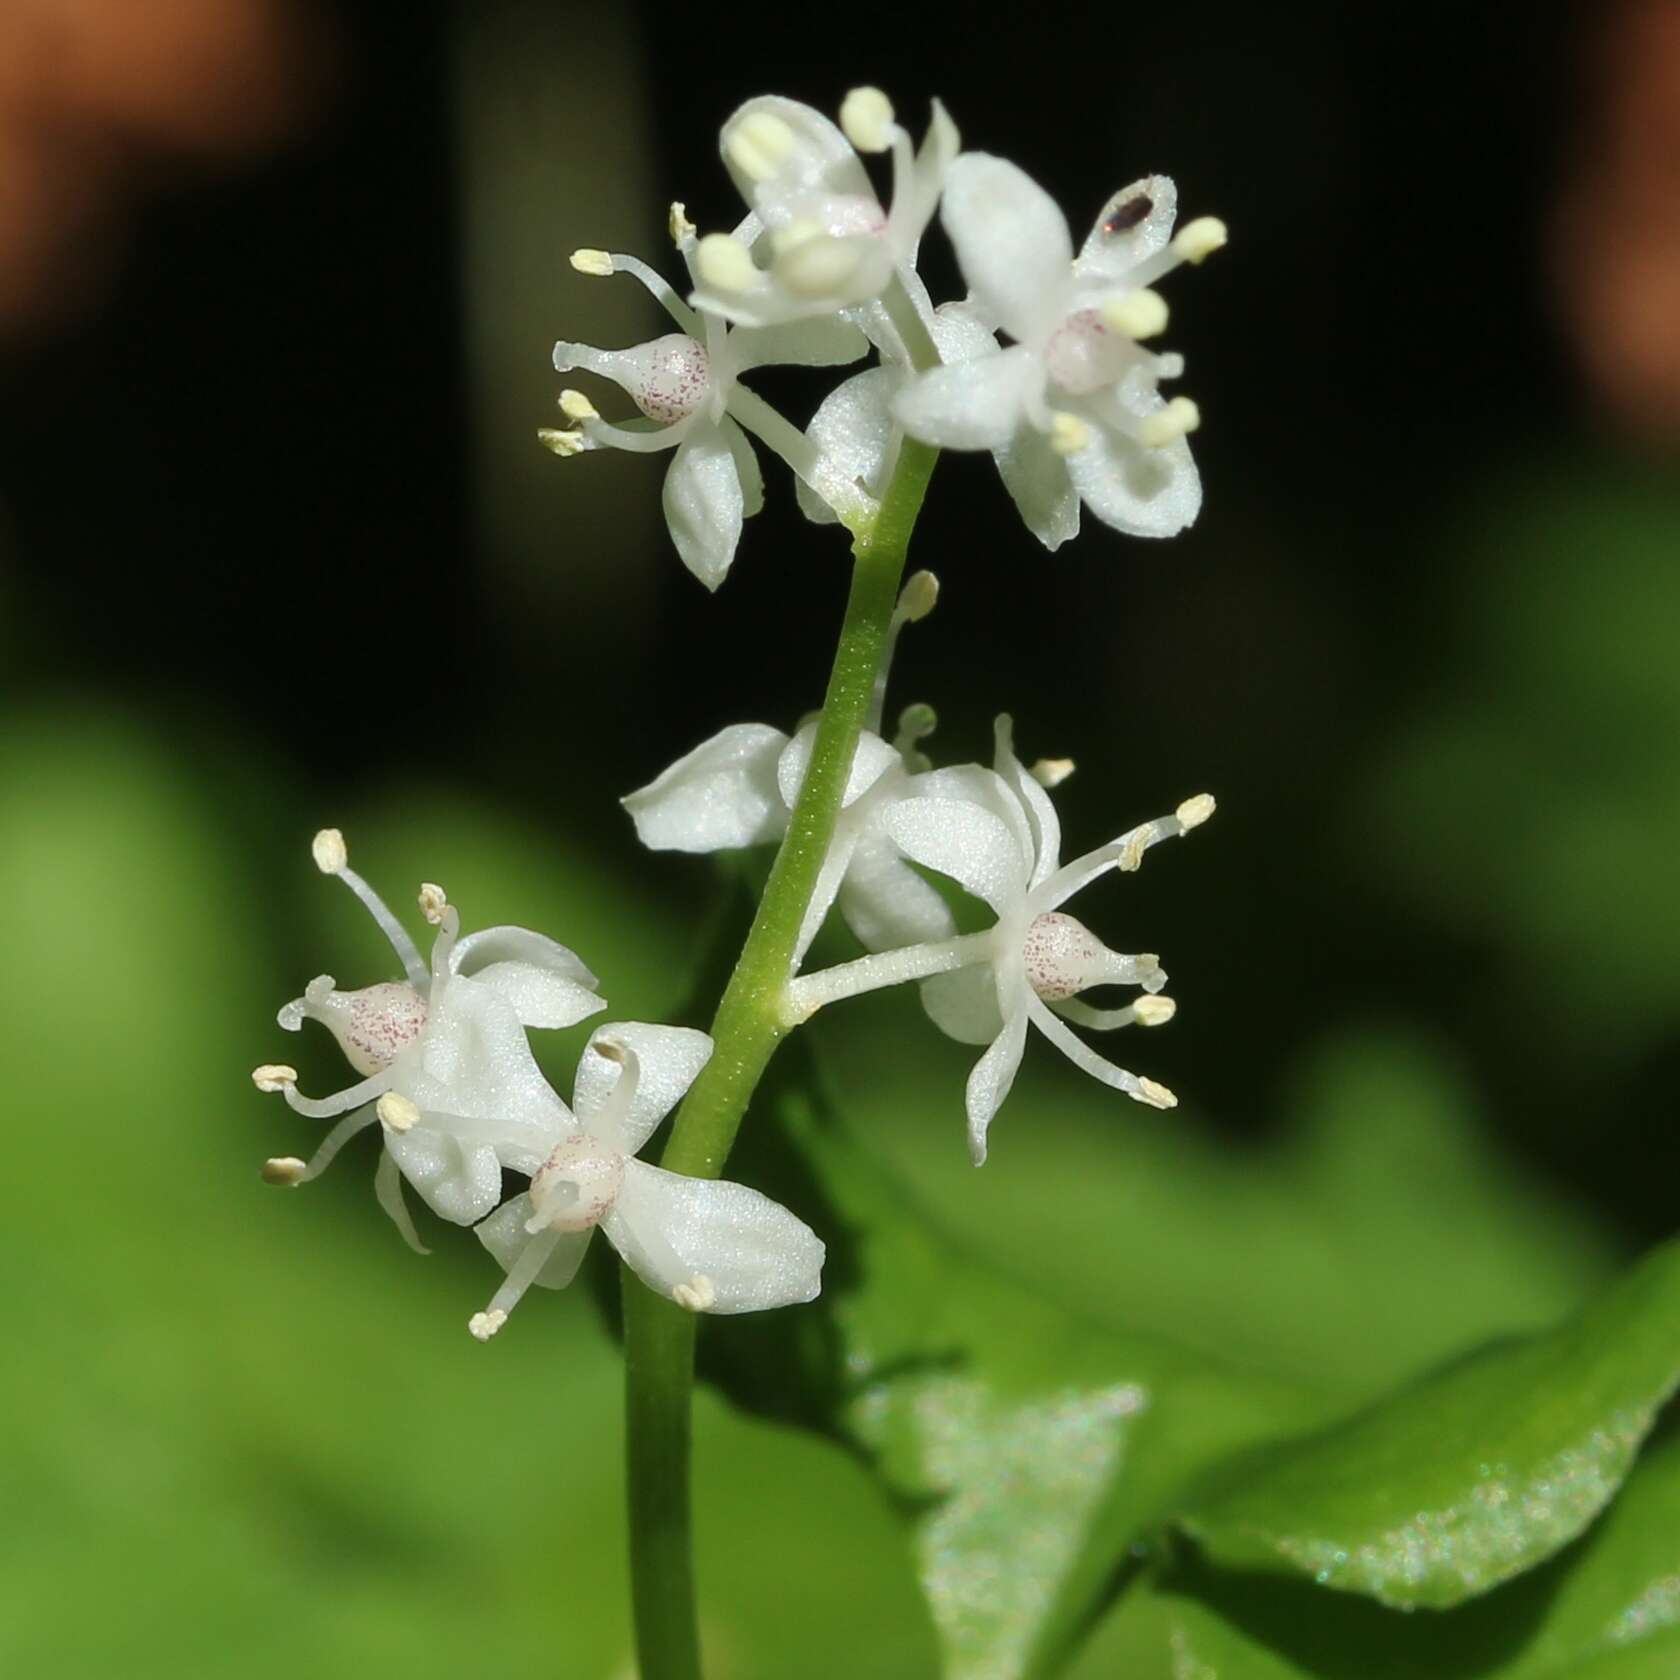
[782,930,995,1023]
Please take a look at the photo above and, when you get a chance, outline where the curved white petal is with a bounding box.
[722,416,764,520]
[965,971,1031,1166]
[894,97,961,258]
[720,95,875,229]
[476,1193,593,1289]
[1065,411,1201,539]
[622,722,790,854]
[386,1121,505,1226]
[836,828,957,952]
[572,1022,714,1158]
[453,925,596,988]
[663,424,745,590]
[776,721,902,811]
[464,961,604,1030]
[929,299,1000,364]
[793,824,860,963]
[729,313,870,371]
[992,715,1063,887]
[375,1145,429,1253]
[921,962,1006,1047]
[879,792,1032,916]
[604,1161,825,1313]
[892,345,1038,451]
[795,366,899,527]
[941,153,1072,344]
[1074,175,1178,286]
[996,420,1079,552]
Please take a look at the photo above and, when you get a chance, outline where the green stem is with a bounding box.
[622,436,939,1680]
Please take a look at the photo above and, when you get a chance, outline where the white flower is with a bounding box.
[252,830,604,1244]
[690,88,958,342]
[892,156,1227,548]
[621,575,948,960]
[468,1023,825,1338]
[787,723,1214,1164]
[544,210,870,589]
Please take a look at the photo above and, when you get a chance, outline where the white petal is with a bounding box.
[1074,176,1178,286]
[795,366,899,526]
[929,300,1000,364]
[729,313,871,371]
[720,95,875,228]
[375,1145,429,1253]
[965,973,1031,1166]
[386,1121,504,1225]
[879,790,1032,916]
[1065,416,1201,539]
[921,963,1006,1047]
[793,825,860,963]
[604,1161,824,1313]
[941,153,1073,344]
[622,722,790,854]
[992,716,1063,888]
[836,829,957,952]
[996,420,1079,552]
[572,1022,713,1158]
[892,345,1038,451]
[453,925,597,989]
[662,424,745,590]
[476,1193,593,1289]
[464,960,605,1030]
[723,416,764,520]
[776,721,902,811]
[895,97,961,258]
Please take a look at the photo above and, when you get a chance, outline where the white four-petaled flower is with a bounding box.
[470,1023,825,1339]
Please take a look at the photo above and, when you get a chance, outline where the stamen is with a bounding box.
[376,1091,420,1133]
[252,1063,297,1093]
[558,389,599,422]
[840,86,896,153]
[570,248,614,277]
[538,427,587,457]
[695,233,759,293]
[1133,995,1177,1026]
[1101,288,1169,340]
[1050,412,1092,456]
[1138,397,1200,449]
[726,110,798,182]
[1030,758,1076,789]
[1172,217,1228,264]
[1176,793,1216,829]
[418,882,449,926]
[668,202,696,246]
[262,1156,307,1185]
[775,235,867,298]
[468,1309,507,1341]
[895,570,939,624]
[769,217,826,257]
[1137,1077,1178,1109]
[311,828,348,874]
[672,1274,717,1312]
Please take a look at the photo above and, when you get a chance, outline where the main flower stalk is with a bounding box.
[622,433,939,1680]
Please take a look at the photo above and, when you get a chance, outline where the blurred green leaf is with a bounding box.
[1178,1237,1680,1609]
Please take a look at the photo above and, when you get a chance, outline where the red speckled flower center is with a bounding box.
[340,982,428,1075]
[631,335,712,424]
[531,1134,626,1233]
[1021,912,1114,1001]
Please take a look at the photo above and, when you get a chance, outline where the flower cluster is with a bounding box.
[541,87,1225,583]
[253,832,823,1338]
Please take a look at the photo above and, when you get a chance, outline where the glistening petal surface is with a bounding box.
[572,1022,714,1159]
[622,722,790,853]
[941,153,1072,344]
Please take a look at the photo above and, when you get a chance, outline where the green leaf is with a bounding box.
[705,1052,1326,1680]
[1178,1237,1680,1608]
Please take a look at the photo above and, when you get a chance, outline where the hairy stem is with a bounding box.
[622,436,939,1680]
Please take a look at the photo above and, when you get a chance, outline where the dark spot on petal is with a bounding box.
[1104,195,1153,235]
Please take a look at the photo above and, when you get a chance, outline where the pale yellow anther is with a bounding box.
[672,1274,717,1312]
[898,570,939,622]
[569,248,614,277]
[537,427,585,458]
[1139,397,1200,449]
[1030,757,1076,789]
[376,1091,421,1133]
[1176,793,1216,830]
[311,828,347,874]
[839,86,896,153]
[769,217,825,257]
[252,1063,297,1093]
[695,233,759,294]
[418,881,449,925]
[1050,412,1092,456]
[1173,216,1228,264]
[558,388,599,422]
[726,110,797,182]
[262,1155,308,1186]
[775,234,864,297]
[1101,287,1169,340]
[668,201,696,245]
[1137,1077,1179,1110]
[1133,995,1177,1027]
[468,1309,507,1342]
